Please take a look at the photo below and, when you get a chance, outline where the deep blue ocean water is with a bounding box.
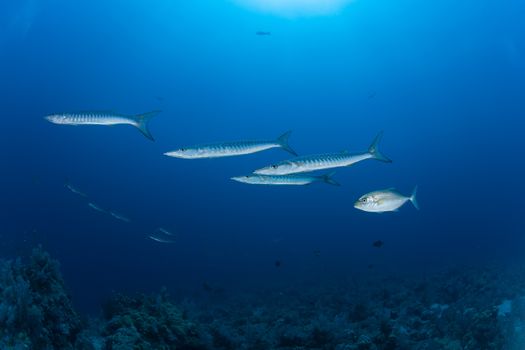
[1,0,524,320]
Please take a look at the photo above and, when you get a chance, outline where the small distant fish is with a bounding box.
[231,172,339,186]
[148,235,175,244]
[110,212,131,223]
[254,132,390,175]
[87,202,107,214]
[275,260,282,268]
[368,91,377,99]
[355,187,419,213]
[65,181,87,197]
[313,249,321,257]
[158,227,174,236]
[164,131,297,159]
[256,31,271,36]
[44,110,160,141]
[372,240,384,248]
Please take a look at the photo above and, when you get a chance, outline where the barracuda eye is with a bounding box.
[272,165,277,169]
[180,148,186,152]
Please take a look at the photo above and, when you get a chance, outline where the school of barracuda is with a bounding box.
[46,110,418,242]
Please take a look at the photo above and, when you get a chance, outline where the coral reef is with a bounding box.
[180,265,525,350]
[101,288,206,349]
[3,248,525,349]
[0,246,82,349]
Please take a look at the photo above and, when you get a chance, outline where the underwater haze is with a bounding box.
[1,0,525,349]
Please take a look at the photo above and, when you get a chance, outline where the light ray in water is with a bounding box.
[233,0,354,17]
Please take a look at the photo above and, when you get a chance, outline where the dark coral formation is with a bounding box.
[2,248,525,349]
[0,246,82,349]
[102,288,205,349]
[0,248,205,350]
[180,266,525,350]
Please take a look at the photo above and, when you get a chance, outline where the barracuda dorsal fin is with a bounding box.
[133,110,161,141]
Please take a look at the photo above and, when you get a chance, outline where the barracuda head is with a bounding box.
[254,160,300,175]
[45,113,67,124]
[231,175,256,184]
[163,147,202,159]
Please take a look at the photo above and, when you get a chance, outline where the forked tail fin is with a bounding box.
[320,172,340,186]
[134,110,161,141]
[277,131,298,156]
[368,131,392,163]
[410,186,419,210]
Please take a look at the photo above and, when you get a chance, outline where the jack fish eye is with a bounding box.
[271,165,277,169]
[180,148,186,152]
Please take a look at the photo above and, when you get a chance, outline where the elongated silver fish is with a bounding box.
[163,131,297,159]
[110,211,131,223]
[148,235,175,244]
[65,182,87,197]
[158,227,175,236]
[231,172,339,186]
[354,187,419,213]
[254,132,391,175]
[45,110,160,141]
[87,202,107,214]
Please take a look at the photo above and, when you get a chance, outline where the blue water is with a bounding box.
[1,0,524,316]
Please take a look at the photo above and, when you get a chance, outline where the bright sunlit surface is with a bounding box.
[233,0,354,17]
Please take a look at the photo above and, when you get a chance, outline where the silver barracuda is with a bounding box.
[45,110,160,141]
[253,132,391,175]
[231,172,339,186]
[163,131,297,159]
[65,182,87,197]
[87,202,107,214]
[148,235,175,244]
[110,211,131,223]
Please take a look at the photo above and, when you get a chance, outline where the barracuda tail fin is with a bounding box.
[277,131,298,156]
[134,110,161,141]
[368,131,392,163]
[410,185,419,210]
[320,172,340,186]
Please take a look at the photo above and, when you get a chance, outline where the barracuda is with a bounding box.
[231,172,339,186]
[44,110,160,141]
[163,131,297,159]
[254,132,391,175]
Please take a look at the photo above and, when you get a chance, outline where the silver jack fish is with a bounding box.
[163,131,297,159]
[44,110,160,141]
[254,132,391,175]
[231,172,339,186]
[354,187,419,213]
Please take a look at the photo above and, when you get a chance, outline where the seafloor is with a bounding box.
[1,248,524,350]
